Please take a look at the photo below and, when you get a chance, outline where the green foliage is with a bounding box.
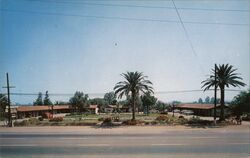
[187,116,213,125]
[202,64,245,120]
[69,91,89,113]
[54,101,69,105]
[155,101,168,112]
[89,98,108,112]
[104,92,117,105]
[14,118,40,126]
[230,90,250,116]
[43,91,53,105]
[141,92,157,115]
[198,98,203,104]
[33,92,43,105]
[122,119,145,126]
[114,71,154,120]
[205,96,210,103]
[0,94,8,120]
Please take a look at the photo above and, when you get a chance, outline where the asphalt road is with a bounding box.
[0,126,249,158]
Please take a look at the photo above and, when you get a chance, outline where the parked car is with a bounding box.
[181,110,194,115]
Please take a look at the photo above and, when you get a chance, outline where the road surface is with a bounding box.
[0,126,249,158]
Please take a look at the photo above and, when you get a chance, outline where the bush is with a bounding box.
[242,113,250,121]
[28,118,39,124]
[49,117,63,122]
[14,118,39,126]
[179,116,184,119]
[103,117,112,123]
[160,112,168,115]
[122,119,145,126]
[176,117,188,125]
[112,116,120,122]
[98,117,104,121]
[38,117,43,121]
[187,116,212,125]
[155,115,169,121]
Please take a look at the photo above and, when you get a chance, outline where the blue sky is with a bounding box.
[0,0,249,104]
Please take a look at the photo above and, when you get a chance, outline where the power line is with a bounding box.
[26,0,250,12]
[4,89,244,96]
[172,0,205,75]
[0,9,249,26]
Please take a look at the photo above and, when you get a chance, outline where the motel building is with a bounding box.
[174,104,229,117]
[9,105,99,119]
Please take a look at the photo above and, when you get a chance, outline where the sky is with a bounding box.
[0,0,249,104]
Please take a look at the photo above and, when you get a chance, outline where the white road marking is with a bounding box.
[228,143,250,145]
[0,144,38,147]
[57,137,88,140]
[0,138,26,140]
[0,144,110,147]
[76,144,110,147]
[151,143,188,146]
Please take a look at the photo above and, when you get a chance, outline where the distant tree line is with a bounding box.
[33,91,53,105]
[194,96,220,104]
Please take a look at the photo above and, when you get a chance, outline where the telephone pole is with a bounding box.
[214,64,217,124]
[2,73,15,127]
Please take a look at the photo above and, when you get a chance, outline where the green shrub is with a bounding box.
[188,116,212,125]
[160,112,168,115]
[14,118,39,126]
[122,119,145,126]
[242,113,250,121]
[179,116,184,119]
[103,117,112,124]
[112,116,120,122]
[150,121,158,125]
[38,117,43,121]
[98,117,104,121]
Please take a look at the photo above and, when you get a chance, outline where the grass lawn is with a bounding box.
[12,113,236,127]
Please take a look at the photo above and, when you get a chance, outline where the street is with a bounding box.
[0,126,249,158]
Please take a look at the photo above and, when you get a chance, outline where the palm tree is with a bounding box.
[202,64,245,120]
[114,71,154,120]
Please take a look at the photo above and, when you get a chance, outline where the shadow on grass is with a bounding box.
[91,122,122,129]
[184,124,223,129]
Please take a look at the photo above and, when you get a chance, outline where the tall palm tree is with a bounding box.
[202,64,245,120]
[114,71,153,120]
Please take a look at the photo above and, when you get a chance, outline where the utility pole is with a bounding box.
[214,64,217,124]
[2,73,15,127]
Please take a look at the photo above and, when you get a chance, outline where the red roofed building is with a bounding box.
[17,105,73,119]
[15,104,99,119]
[175,104,229,117]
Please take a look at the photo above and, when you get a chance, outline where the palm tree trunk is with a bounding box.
[132,92,136,121]
[220,86,225,121]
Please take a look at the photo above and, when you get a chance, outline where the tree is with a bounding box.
[54,101,68,105]
[33,92,43,105]
[0,94,8,120]
[205,96,210,103]
[202,64,245,120]
[104,92,117,105]
[230,90,250,116]
[89,98,108,112]
[155,101,168,112]
[69,91,89,113]
[43,91,53,105]
[198,98,203,104]
[141,92,157,115]
[114,71,153,120]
